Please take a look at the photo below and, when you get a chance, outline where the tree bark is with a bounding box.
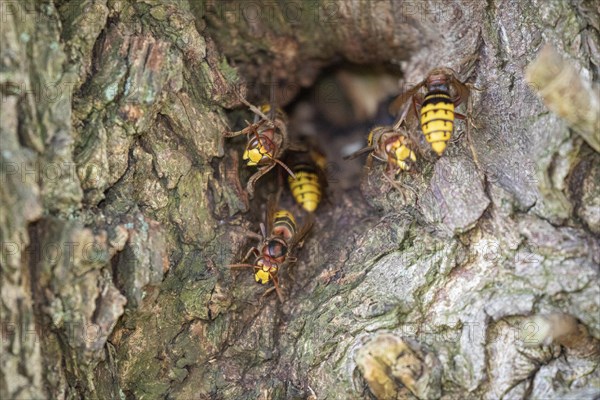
[1,1,599,399]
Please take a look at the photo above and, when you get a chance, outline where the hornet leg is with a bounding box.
[247,163,276,198]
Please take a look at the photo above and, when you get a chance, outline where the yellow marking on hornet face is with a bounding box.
[244,144,271,165]
[255,264,272,284]
[394,145,412,161]
[246,148,263,164]
[394,150,416,171]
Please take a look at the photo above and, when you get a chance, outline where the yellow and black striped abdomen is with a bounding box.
[420,92,455,155]
[272,210,297,240]
[288,165,322,213]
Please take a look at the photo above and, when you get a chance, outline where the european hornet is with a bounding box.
[285,137,327,213]
[389,67,478,158]
[344,103,418,194]
[229,195,313,302]
[223,98,295,197]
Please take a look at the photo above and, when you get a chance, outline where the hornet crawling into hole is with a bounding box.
[285,137,328,213]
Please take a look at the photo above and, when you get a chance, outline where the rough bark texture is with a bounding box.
[1,1,599,399]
